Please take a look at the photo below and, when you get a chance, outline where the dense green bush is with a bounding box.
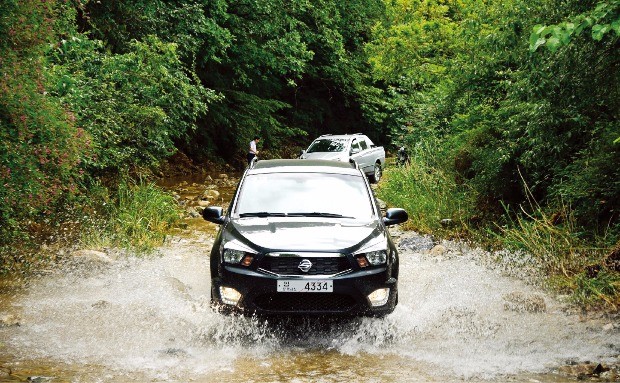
[0,0,88,251]
[47,33,215,177]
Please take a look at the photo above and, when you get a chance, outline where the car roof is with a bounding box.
[249,159,361,175]
[314,134,364,140]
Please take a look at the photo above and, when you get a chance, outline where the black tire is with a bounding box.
[369,162,382,183]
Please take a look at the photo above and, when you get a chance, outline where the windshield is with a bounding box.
[235,172,374,220]
[306,138,348,153]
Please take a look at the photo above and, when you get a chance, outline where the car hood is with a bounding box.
[226,218,383,252]
[301,152,346,161]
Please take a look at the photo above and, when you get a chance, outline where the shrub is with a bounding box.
[82,181,182,253]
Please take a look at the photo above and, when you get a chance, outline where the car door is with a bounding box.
[350,137,370,172]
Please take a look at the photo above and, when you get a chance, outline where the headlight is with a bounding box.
[223,249,245,264]
[365,250,387,265]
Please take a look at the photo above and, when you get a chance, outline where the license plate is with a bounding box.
[277,280,333,293]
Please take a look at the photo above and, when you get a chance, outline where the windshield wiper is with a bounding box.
[239,212,354,218]
[286,212,354,218]
[239,212,287,218]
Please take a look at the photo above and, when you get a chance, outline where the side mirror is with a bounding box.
[383,208,408,226]
[298,149,305,159]
[202,206,225,224]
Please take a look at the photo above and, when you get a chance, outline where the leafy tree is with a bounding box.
[0,0,88,248]
[48,34,215,176]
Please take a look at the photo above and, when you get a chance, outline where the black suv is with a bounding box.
[202,159,408,316]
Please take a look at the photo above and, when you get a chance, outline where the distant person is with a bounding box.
[247,136,260,166]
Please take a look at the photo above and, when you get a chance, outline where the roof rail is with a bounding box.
[249,156,259,169]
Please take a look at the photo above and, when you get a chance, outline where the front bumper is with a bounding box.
[212,265,397,316]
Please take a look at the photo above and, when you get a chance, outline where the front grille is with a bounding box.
[260,256,351,275]
[254,293,356,312]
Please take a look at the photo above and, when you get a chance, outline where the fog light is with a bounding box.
[219,286,242,305]
[367,288,390,307]
[357,256,369,268]
[241,255,253,267]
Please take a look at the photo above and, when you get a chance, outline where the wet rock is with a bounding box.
[440,218,454,227]
[160,348,188,357]
[218,173,228,179]
[376,198,387,211]
[0,366,9,379]
[70,250,113,265]
[197,200,210,207]
[593,363,610,375]
[0,313,20,327]
[399,235,434,252]
[28,377,54,383]
[203,189,220,200]
[502,291,547,313]
[185,207,200,218]
[91,300,110,309]
[603,323,616,331]
[429,244,447,256]
[165,277,191,300]
[559,362,617,380]
[601,369,619,381]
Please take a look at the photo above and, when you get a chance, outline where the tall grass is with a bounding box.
[378,152,619,310]
[82,181,182,253]
[498,205,619,309]
[376,149,474,234]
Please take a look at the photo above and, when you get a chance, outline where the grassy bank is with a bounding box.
[0,181,182,274]
[377,160,620,311]
[80,181,182,253]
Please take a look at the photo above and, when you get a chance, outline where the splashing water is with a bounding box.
[0,233,618,382]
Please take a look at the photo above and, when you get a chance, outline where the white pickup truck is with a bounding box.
[299,133,385,183]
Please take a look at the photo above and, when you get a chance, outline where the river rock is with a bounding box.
[203,189,220,200]
[218,173,228,179]
[440,218,454,227]
[429,244,447,256]
[27,377,54,383]
[399,235,434,252]
[0,313,20,327]
[502,291,546,313]
[70,250,113,265]
[91,300,110,309]
[197,200,210,207]
[185,207,200,218]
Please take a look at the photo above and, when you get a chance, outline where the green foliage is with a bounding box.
[377,145,475,234]
[0,0,88,251]
[367,0,620,308]
[530,1,620,52]
[48,34,215,176]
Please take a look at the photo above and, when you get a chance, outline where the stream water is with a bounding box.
[0,174,618,382]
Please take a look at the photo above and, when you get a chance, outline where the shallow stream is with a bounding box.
[0,173,618,382]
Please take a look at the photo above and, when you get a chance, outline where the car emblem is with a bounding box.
[298,259,313,273]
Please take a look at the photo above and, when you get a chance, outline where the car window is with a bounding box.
[350,140,360,153]
[306,138,347,153]
[235,172,374,219]
[359,140,368,150]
